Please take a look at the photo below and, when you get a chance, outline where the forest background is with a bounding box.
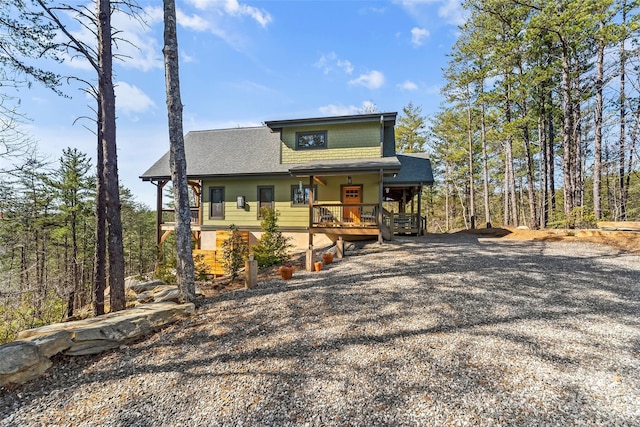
[1,0,639,343]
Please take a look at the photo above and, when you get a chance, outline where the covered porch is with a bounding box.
[152,179,204,250]
[290,155,431,244]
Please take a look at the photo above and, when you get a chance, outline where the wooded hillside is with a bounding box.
[419,0,640,231]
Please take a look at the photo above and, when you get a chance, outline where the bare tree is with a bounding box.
[32,0,137,312]
[96,0,125,311]
[162,0,195,302]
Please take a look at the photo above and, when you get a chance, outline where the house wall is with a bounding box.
[201,174,380,228]
[280,122,381,163]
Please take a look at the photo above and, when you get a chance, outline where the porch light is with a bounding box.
[385,187,389,194]
[236,195,245,209]
[347,176,352,185]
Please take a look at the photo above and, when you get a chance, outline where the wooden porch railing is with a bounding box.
[382,210,426,234]
[312,203,380,227]
[161,208,200,225]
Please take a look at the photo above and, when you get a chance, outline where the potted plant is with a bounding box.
[314,261,323,272]
[321,252,334,264]
[279,262,294,280]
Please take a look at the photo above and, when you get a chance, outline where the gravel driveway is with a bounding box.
[2,233,639,426]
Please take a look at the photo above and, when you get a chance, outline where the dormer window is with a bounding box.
[296,131,327,149]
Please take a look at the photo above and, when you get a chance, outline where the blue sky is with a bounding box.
[16,0,465,208]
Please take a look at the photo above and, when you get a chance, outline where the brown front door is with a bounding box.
[342,185,361,223]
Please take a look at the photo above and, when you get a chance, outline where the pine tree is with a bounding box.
[395,102,427,153]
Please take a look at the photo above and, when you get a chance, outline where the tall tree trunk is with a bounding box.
[481,98,491,228]
[573,91,583,209]
[619,1,628,220]
[594,32,604,220]
[93,104,106,316]
[561,41,574,218]
[98,0,125,312]
[523,123,537,229]
[71,204,80,309]
[466,85,475,229]
[539,113,548,227]
[505,84,518,226]
[163,0,195,302]
[503,155,509,226]
[547,97,556,214]
[445,161,450,231]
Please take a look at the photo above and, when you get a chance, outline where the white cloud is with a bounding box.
[176,9,211,31]
[112,8,164,72]
[314,52,353,75]
[186,0,272,28]
[223,0,272,28]
[349,70,385,89]
[318,104,360,116]
[115,81,155,116]
[360,100,378,113]
[232,80,272,93]
[411,27,430,46]
[181,51,196,63]
[438,0,467,26]
[398,80,419,91]
[318,100,378,116]
[395,0,467,27]
[337,59,354,74]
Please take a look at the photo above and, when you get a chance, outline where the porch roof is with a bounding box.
[288,157,401,177]
[383,153,434,187]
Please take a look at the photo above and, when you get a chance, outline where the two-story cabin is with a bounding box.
[140,112,433,251]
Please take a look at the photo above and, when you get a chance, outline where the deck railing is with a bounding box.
[382,212,426,233]
[312,203,380,227]
[161,208,200,225]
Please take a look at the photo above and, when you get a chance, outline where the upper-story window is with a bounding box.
[296,130,327,150]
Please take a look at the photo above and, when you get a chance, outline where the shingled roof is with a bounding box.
[140,126,291,181]
[140,124,434,186]
[384,153,434,186]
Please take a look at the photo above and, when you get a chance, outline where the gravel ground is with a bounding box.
[1,233,639,426]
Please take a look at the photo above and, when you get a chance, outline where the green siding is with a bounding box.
[201,174,381,228]
[281,122,381,163]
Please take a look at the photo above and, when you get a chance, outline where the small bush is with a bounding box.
[252,207,293,268]
[193,254,210,281]
[153,258,177,285]
[221,224,249,279]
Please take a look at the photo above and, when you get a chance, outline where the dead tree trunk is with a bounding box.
[98,0,125,312]
[163,0,195,302]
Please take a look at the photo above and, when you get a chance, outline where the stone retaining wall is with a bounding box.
[0,301,195,388]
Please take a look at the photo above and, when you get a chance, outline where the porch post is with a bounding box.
[308,175,314,248]
[417,185,423,235]
[378,169,384,244]
[155,180,168,263]
[411,189,415,232]
[155,180,168,246]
